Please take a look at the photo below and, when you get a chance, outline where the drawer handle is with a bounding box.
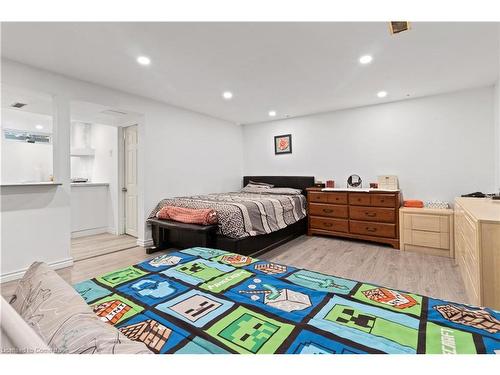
[357,198,362,202]
[365,227,377,232]
[323,222,333,227]
[323,209,333,213]
[365,212,376,217]
[379,199,385,203]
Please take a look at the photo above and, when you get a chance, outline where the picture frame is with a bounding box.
[274,134,292,155]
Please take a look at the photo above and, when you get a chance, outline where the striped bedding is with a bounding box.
[148,192,307,239]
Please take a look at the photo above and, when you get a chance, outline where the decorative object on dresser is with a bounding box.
[378,175,399,190]
[454,197,500,309]
[399,207,454,258]
[347,174,362,188]
[424,201,450,209]
[306,188,401,248]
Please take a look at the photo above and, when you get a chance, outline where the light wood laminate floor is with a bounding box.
[71,233,137,261]
[1,246,169,300]
[261,235,468,304]
[1,234,468,305]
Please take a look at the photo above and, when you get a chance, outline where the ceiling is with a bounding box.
[1,85,140,129]
[1,22,499,124]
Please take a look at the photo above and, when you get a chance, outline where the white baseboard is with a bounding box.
[71,227,108,238]
[107,227,118,235]
[1,257,74,283]
[136,238,153,248]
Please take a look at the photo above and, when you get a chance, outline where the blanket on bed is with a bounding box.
[149,192,307,239]
[74,248,500,354]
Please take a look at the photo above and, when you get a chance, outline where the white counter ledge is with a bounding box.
[0,182,62,187]
[70,182,109,187]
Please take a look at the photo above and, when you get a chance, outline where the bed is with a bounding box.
[147,176,315,256]
[74,247,500,354]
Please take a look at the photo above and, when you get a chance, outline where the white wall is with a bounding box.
[1,59,243,281]
[90,123,118,233]
[494,25,500,193]
[243,87,496,203]
[495,82,500,192]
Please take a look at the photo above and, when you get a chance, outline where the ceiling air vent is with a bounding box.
[389,21,411,35]
[101,109,128,116]
[11,102,28,108]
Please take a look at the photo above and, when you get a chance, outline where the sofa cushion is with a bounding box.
[9,262,151,354]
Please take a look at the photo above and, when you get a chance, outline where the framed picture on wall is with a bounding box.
[274,134,292,154]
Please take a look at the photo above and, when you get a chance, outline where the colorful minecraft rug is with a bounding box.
[74,248,500,354]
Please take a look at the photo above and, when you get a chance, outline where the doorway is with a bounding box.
[68,100,141,261]
[123,125,138,237]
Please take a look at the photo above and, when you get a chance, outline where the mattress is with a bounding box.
[149,192,307,239]
[74,247,500,354]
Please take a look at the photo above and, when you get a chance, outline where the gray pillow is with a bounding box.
[241,186,302,195]
[9,262,151,354]
[249,180,274,188]
[265,187,302,195]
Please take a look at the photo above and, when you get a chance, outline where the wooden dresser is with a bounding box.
[454,197,500,309]
[306,188,401,248]
[399,207,454,258]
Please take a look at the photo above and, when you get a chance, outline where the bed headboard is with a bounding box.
[243,176,315,194]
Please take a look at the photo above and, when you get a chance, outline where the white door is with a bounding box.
[124,125,138,237]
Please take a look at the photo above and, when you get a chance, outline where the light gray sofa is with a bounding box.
[1,262,151,354]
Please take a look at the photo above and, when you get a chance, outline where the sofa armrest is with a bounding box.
[1,296,51,354]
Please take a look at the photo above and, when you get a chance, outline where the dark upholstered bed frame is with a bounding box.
[146,176,315,257]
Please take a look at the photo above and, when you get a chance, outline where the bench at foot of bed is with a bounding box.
[146,219,218,254]
[146,217,307,257]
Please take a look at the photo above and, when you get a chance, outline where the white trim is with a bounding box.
[0,257,74,283]
[71,227,108,238]
[107,226,118,235]
[136,238,153,248]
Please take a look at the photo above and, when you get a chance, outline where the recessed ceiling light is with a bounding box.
[35,124,44,130]
[268,110,277,117]
[377,91,388,98]
[136,56,151,66]
[359,55,373,64]
[222,91,233,100]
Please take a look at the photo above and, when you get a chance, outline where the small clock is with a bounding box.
[347,174,362,188]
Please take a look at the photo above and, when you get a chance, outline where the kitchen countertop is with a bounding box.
[70,182,109,187]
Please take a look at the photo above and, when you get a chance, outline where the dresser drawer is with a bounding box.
[463,253,481,305]
[350,220,396,238]
[371,194,397,208]
[403,213,449,233]
[349,206,395,223]
[403,229,449,249]
[309,203,348,219]
[462,264,481,306]
[308,192,328,203]
[310,217,349,233]
[462,212,478,255]
[326,193,348,205]
[349,193,371,206]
